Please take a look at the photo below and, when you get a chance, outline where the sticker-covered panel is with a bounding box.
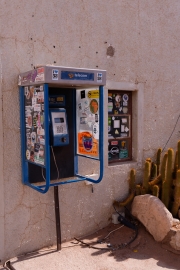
[76,88,99,158]
[108,139,129,161]
[108,90,132,162]
[24,85,45,165]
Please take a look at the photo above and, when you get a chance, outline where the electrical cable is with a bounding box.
[75,205,138,251]
[51,145,60,180]
[41,167,46,181]
[102,225,124,240]
[41,146,59,181]
[162,113,180,152]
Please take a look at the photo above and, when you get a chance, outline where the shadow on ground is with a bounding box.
[1,222,180,270]
[76,223,180,270]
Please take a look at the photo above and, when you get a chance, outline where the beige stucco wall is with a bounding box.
[0,0,180,262]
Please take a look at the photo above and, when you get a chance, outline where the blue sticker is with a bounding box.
[61,71,94,81]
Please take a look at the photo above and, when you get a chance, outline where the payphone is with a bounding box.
[49,108,69,146]
[19,66,106,193]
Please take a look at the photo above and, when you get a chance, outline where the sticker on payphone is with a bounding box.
[78,131,98,157]
[24,84,46,166]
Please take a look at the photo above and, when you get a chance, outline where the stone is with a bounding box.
[172,218,180,226]
[162,227,180,254]
[131,195,173,242]
[170,228,180,250]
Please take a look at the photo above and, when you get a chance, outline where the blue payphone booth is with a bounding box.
[19,66,106,194]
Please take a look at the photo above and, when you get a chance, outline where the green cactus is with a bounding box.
[149,174,161,190]
[141,187,146,195]
[143,161,151,193]
[135,184,141,196]
[171,170,180,217]
[161,152,168,181]
[156,148,162,175]
[151,163,157,179]
[113,140,180,216]
[113,169,136,207]
[153,185,159,197]
[114,192,135,207]
[173,150,178,179]
[161,149,174,209]
[146,158,152,163]
[129,169,136,192]
[178,141,180,170]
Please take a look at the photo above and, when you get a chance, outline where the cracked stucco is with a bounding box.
[0,0,180,262]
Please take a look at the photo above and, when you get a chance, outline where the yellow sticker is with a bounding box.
[57,96,63,101]
[88,90,99,99]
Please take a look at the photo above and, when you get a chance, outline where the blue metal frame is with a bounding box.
[20,84,104,193]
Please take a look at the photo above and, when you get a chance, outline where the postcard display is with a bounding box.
[108,91,132,162]
[24,85,45,166]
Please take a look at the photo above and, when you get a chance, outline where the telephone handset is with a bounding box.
[49,108,69,146]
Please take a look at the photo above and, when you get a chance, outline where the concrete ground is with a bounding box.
[1,223,180,270]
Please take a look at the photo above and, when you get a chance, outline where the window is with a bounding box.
[108,90,132,164]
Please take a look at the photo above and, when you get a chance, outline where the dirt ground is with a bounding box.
[1,222,180,270]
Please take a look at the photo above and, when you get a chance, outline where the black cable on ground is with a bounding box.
[74,206,138,251]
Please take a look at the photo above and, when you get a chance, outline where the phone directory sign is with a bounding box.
[76,88,100,159]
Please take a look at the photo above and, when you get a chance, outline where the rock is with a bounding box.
[131,195,173,242]
[162,227,180,253]
[170,228,180,250]
[173,218,180,226]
